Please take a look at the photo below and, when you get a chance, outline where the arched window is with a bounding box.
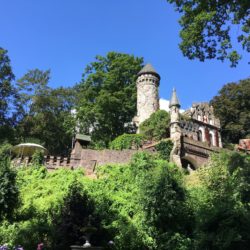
[197,130,202,141]
[209,133,213,146]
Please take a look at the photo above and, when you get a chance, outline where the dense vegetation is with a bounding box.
[1,45,250,249]
[210,78,250,144]
[139,110,170,141]
[75,52,143,147]
[109,134,144,150]
[1,46,248,153]
[0,48,143,153]
[0,150,250,249]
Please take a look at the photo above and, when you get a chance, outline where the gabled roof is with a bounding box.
[137,63,160,79]
[75,134,91,142]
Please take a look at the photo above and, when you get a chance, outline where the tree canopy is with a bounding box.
[210,78,250,144]
[139,110,170,141]
[0,48,16,143]
[75,52,144,146]
[15,69,76,154]
[167,0,250,66]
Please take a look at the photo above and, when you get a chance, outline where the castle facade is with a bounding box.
[133,63,223,169]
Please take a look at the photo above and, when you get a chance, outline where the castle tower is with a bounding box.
[133,63,160,129]
[169,88,181,138]
[169,88,182,168]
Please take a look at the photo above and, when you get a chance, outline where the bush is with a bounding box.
[0,157,19,221]
[88,152,193,249]
[139,110,170,141]
[31,150,44,165]
[191,152,250,249]
[0,166,88,249]
[109,133,144,150]
[0,142,12,159]
[155,140,173,161]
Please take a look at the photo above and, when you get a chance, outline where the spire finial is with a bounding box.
[169,87,180,108]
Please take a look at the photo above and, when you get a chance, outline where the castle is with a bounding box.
[13,64,223,173]
[132,63,222,169]
[69,63,223,171]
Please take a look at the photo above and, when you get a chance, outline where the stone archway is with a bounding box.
[181,155,199,170]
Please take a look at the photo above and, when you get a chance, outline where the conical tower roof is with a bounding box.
[169,88,180,108]
[137,63,160,79]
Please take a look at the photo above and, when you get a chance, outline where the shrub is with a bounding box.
[155,140,173,161]
[0,157,19,221]
[139,110,170,141]
[109,133,144,150]
[0,142,12,159]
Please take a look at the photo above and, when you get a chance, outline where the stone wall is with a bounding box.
[73,149,139,175]
[13,149,139,176]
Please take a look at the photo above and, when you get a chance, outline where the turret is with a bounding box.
[169,88,182,168]
[133,63,160,129]
[169,88,181,139]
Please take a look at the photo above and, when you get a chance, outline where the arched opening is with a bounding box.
[209,133,213,146]
[197,130,202,141]
[209,130,215,146]
[181,158,196,172]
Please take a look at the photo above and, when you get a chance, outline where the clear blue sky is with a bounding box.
[1,0,249,109]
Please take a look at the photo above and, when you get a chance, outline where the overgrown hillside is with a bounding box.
[1,151,250,249]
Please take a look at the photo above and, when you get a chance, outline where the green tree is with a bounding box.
[0,158,19,221]
[0,48,16,143]
[210,78,250,144]
[16,69,76,154]
[75,52,144,146]
[167,0,250,66]
[139,110,170,141]
[194,152,250,249]
[52,182,108,250]
[139,156,193,250]
[155,140,173,161]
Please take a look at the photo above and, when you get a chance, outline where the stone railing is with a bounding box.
[44,155,72,170]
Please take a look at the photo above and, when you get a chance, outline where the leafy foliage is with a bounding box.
[1,150,250,250]
[139,158,193,250]
[109,133,144,150]
[210,78,250,143]
[139,110,170,141]
[167,0,250,66]
[188,151,250,249]
[0,166,87,249]
[0,48,16,143]
[15,69,76,155]
[155,140,173,161]
[0,142,12,159]
[0,158,19,221]
[86,152,193,249]
[51,182,108,250]
[75,52,144,146]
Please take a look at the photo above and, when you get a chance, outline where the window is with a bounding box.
[197,130,202,141]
